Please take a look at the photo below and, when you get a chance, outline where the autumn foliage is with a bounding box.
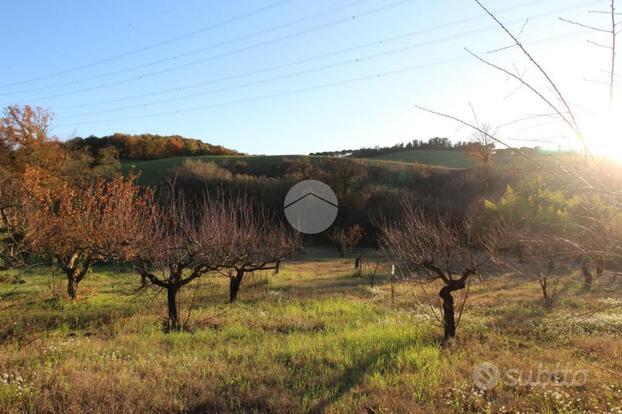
[23,168,150,298]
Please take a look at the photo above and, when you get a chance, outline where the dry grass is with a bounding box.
[0,248,621,413]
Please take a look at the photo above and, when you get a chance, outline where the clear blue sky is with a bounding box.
[0,0,616,155]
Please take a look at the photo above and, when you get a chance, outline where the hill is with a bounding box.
[121,154,460,186]
[369,149,478,168]
[367,149,520,169]
[65,133,241,161]
[122,155,303,186]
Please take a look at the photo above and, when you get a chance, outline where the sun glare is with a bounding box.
[583,107,622,162]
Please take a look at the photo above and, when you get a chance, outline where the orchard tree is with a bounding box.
[223,199,300,303]
[379,201,495,342]
[330,224,365,258]
[494,228,574,306]
[1,105,63,269]
[0,175,27,270]
[0,105,121,270]
[482,181,620,288]
[23,168,148,298]
[133,189,235,330]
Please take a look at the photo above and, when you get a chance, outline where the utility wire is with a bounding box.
[0,0,297,89]
[53,57,468,128]
[0,0,411,97]
[53,30,586,128]
[57,27,583,120]
[49,1,577,111]
[8,0,596,106]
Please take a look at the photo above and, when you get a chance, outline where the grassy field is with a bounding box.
[370,150,478,168]
[121,155,301,186]
[1,248,621,413]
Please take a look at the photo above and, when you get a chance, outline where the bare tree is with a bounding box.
[330,224,365,259]
[494,229,573,306]
[378,200,494,342]
[23,168,148,299]
[468,106,496,166]
[414,0,622,297]
[133,188,234,330]
[222,199,300,303]
[469,122,496,166]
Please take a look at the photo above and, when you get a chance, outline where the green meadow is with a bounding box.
[1,249,621,413]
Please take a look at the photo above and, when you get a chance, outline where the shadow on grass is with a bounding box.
[307,339,416,413]
[182,336,419,414]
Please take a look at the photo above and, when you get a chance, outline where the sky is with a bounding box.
[0,0,619,155]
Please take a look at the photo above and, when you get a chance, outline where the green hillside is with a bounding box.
[122,155,303,185]
[121,154,458,186]
[369,149,478,168]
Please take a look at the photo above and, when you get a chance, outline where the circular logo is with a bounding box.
[472,362,500,391]
[284,180,338,234]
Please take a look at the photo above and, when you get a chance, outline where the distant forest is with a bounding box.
[310,137,495,158]
[65,133,240,161]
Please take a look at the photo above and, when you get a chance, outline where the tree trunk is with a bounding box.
[66,272,78,299]
[439,280,466,342]
[582,263,593,290]
[229,269,244,303]
[167,286,180,331]
[539,278,548,303]
[338,244,345,258]
[596,257,604,276]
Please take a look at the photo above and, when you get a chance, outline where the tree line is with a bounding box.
[65,132,240,161]
[310,137,495,158]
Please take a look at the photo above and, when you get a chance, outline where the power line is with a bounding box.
[48,0,559,111]
[53,46,473,120]
[52,57,467,128]
[0,0,296,89]
[1,0,377,96]
[57,22,574,120]
[46,1,599,116]
[0,0,409,97]
[8,0,593,106]
[53,30,586,128]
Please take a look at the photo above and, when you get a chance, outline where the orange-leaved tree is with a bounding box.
[23,167,150,298]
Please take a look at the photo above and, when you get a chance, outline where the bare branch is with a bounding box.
[473,0,586,152]
[559,17,609,33]
[464,48,583,143]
